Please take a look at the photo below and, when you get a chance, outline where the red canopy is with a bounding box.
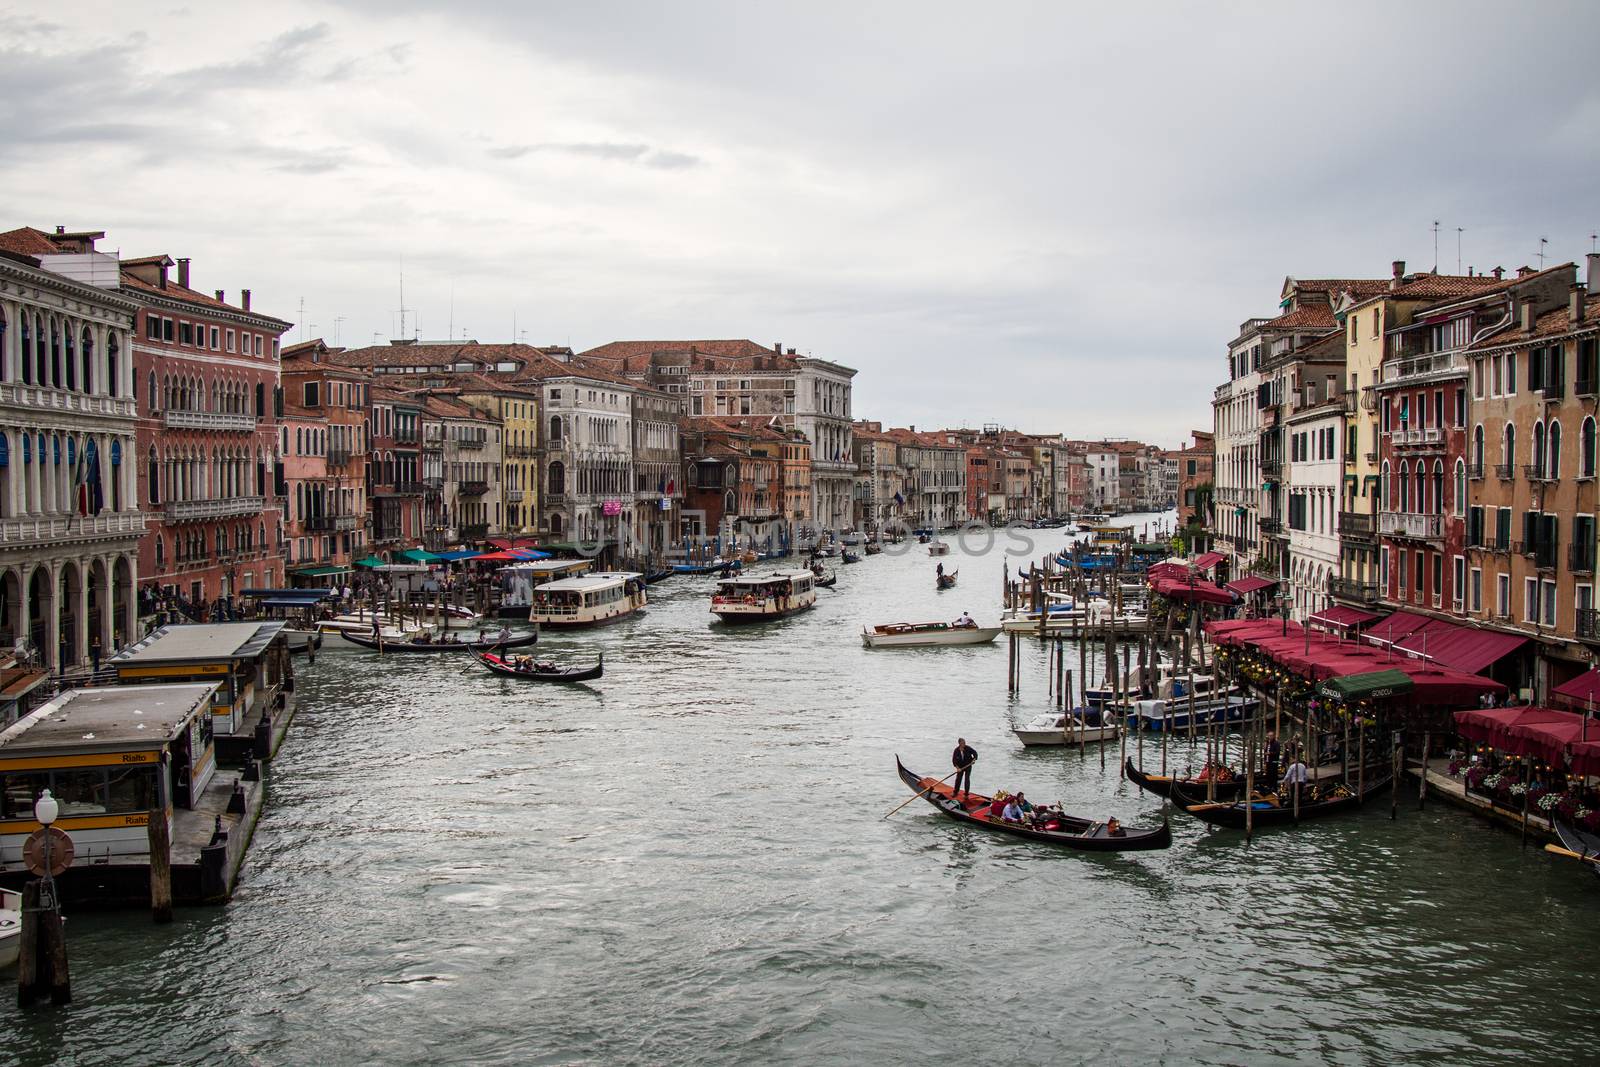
[1146,562,1191,580]
[1395,664,1504,706]
[1151,576,1237,606]
[1393,619,1528,674]
[1193,551,1225,571]
[1307,605,1381,632]
[1551,670,1600,709]
[1226,576,1277,595]
[1362,612,1432,647]
[1454,707,1573,751]
[1458,708,1600,769]
[474,550,521,561]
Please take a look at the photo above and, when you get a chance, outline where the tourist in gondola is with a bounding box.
[951,738,977,798]
[1002,795,1025,822]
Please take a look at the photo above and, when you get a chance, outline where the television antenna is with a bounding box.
[1538,237,1549,269]
[1456,228,1464,274]
[1432,220,1440,272]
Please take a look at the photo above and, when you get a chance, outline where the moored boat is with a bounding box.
[710,569,817,623]
[1553,820,1600,882]
[1013,712,1119,746]
[496,559,595,617]
[340,629,538,653]
[1124,757,1245,801]
[0,887,19,969]
[1172,773,1390,829]
[894,759,1171,852]
[528,572,646,628]
[861,620,1000,648]
[476,651,603,682]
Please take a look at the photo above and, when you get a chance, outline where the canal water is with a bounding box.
[10,512,1600,1065]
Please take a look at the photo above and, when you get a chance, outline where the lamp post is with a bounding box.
[34,788,58,910]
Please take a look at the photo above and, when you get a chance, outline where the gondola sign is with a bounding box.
[23,826,74,877]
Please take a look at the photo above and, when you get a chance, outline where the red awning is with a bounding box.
[1394,664,1504,705]
[1152,576,1237,606]
[1307,605,1381,631]
[1454,707,1573,750]
[473,550,521,560]
[1458,708,1600,768]
[1361,612,1432,647]
[1147,562,1190,580]
[1226,576,1277,595]
[1393,619,1528,674]
[1551,670,1600,709]
[1192,552,1225,571]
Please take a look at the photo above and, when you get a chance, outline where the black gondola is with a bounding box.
[341,630,539,653]
[895,758,1171,852]
[1125,757,1245,802]
[936,569,958,590]
[644,569,674,585]
[814,572,838,588]
[477,651,603,682]
[1552,820,1600,881]
[1171,772,1391,829]
[841,551,861,564]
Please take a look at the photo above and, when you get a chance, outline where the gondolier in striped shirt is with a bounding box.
[952,739,977,799]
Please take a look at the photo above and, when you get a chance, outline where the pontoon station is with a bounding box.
[495,559,594,619]
[0,682,264,907]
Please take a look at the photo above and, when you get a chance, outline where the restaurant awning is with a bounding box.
[1361,611,1432,647]
[291,565,349,578]
[433,549,481,561]
[1454,707,1575,751]
[1147,562,1191,580]
[1553,670,1600,709]
[1393,619,1528,674]
[1226,576,1277,595]
[1456,708,1600,772]
[397,548,442,563]
[1318,669,1414,702]
[1193,551,1225,571]
[1307,605,1381,632]
[353,556,388,568]
[1151,576,1237,606]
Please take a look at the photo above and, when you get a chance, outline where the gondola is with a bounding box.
[1552,820,1600,881]
[936,569,958,590]
[644,569,675,585]
[476,651,603,682]
[894,758,1171,852]
[863,542,882,555]
[841,551,861,564]
[1124,757,1245,802]
[340,630,538,653]
[814,572,838,588]
[1171,772,1391,829]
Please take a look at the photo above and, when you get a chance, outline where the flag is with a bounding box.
[88,440,104,514]
[657,473,665,495]
[73,439,90,516]
[665,477,675,495]
[893,491,904,505]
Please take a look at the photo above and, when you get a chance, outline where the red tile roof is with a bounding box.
[334,342,642,388]
[1261,304,1339,330]
[0,226,62,257]
[119,269,291,326]
[582,339,776,362]
[1471,294,1600,350]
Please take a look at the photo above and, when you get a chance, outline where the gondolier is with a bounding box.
[952,738,977,798]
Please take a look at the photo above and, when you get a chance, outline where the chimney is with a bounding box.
[1589,253,1600,292]
[1492,266,1504,281]
[215,289,225,303]
[241,288,252,311]
[55,225,64,234]
[1520,297,1536,335]
[1572,284,1587,325]
[773,341,781,355]
[1392,260,1405,280]
[176,257,190,288]
[157,260,168,289]
[1518,266,1535,278]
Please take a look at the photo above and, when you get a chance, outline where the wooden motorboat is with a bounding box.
[0,887,19,970]
[895,759,1171,852]
[864,542,882,555]
[476,651,603,682]
[936,569,958,590]
[1172,774,1391,829]
[927,540,950,556]
[1124,757,1245,801]
[861,621,999,648]
[340,630,538,653]
[1014,712,1119,746]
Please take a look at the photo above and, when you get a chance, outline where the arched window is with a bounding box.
[64,326,76,391]
[155,536,164,568]
[1454,459,1466,515]
[1473,424,1484,470]
[19,315,31,384]
[1549,421,1562,479]
[548,461,565,495]
[1504,423,1516,469]
[106,333,117,397]
[1533,420,1546,475]
[1398,461,1409,511]
[1432,460,1444,516]
[147,448,160,506]
[1584,417,1597,479]
[79,327,93,394]
[148,371,158,410]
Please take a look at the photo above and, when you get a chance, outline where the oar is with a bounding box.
[1544,843,1600,865]
[884,767,963,819]
[1185,802,1237,813]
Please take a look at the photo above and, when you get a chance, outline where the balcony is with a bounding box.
[1423,426,1444,444]
[0,510,146,548]
[305,514,359,532]
[460,523,489,540]
[163,410,257,432]
[1579,608,1600,642]
[1379,511,1444,541]
[1570,543,1596,576]
[1338,511,1375,541]
[394,431,419,445]
[1260,456,1283,481]
[0,382,137,420]
[459,480,490,496]
[1258,516,1283,535]
[327,448,352,467]
[1540,376,1566,401]
[423,476,445,490]
[1524,463,1558,484]
[506,445,537,459]
[1381,350,1468,385]
[165,496,265,522]
[1364,451,1378,463]
[1329,577,1380,604]
[1577,377,1598,398]
[1360,387,1378,412]
[458,436,487,451]
[1467,462,1484,480]
[1494,463,1514,480]
[506,489,526,503]
[386,481,426,496]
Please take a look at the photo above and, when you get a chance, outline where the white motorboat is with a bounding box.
[307,615,431,650]
[927,540,950,556]
[1013,712,1120,747]
[861,621,1001,648]
[0,887,20,969]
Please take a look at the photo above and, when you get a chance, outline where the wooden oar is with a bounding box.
[1544,843,1600,865]
[884,767,963,819]
[1185,801,1238,813]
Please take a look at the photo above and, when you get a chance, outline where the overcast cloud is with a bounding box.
[6,1,1600,446]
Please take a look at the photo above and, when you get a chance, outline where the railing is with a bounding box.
[546,491,565,502]
[165,496,264,522]
[1422,426,1444,444]
[1570,543,1596,575]
[1364,451,1378,463]
[458,437,486,451]
[1467,462,1484,480]
[1258,517,1282,534]
[1578,608,1600,641]
[1577,377,1598,397]
[1381,350,1467,384]
[1260,457,1283,479]
[394,431,419,445]
[327,448,352,467]
[1338,511,1375,539]
[1541,376,1566,401]
[459,480,490,496]
[505,489,525,502]
[1494,463,1514,480]
[1342,393,1358,413]
[1378,511,1443,540]
[1360,387,1377,412]
[506,445,537,458]
[0,511,146,545]
[163,410,257,432]
[393,481,426,495]
[1329,577,1380,604]
[0,383,138,419]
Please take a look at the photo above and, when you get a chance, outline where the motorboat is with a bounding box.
[927,540,950,556]
[860,620,1000,648]
[711,570,818,623]
[1013,712,1120,747]
[0,887,19,969]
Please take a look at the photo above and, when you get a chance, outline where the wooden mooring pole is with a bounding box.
[148,801,173,923]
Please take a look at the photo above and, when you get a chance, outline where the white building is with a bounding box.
[1084,450,1120,511]
[1213,319,1269,566]
[0,227,144,672]
[1284,388,1345,620]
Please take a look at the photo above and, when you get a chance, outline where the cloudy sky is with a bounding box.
[7,2,1600,447]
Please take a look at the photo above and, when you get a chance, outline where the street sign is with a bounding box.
[23,827,74,877]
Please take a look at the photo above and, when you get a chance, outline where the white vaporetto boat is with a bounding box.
[710,570,816,623]
[528,572,646,628]
[1013,712,1121,747]
[861,621,1001,648]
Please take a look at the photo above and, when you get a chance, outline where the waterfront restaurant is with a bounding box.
[109,622,292,763]
[0,683,218,882]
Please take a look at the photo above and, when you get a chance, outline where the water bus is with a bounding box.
[495,560,594,618]
[710,570,817,623]
[528,572,647,628]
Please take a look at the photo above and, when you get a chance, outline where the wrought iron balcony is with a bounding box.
[1338,511,1375,541]
[506,445,537,458]
[1577,377,1598,398]
[459,480,490,496]
[1260,456,1283,480]
[1466,462,1484,480]
[1524,463,1559,484]
[305,514,359,532]
[1378,511,1444,541]
[1328,577,1380,604]
[1578,608,1600,642]
[1258,516,1282,534]
[165,496,265,522]
[327,448,352,467]
[1494,463,1514,480]
[458,437,486,451]
[163,410,258,432]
